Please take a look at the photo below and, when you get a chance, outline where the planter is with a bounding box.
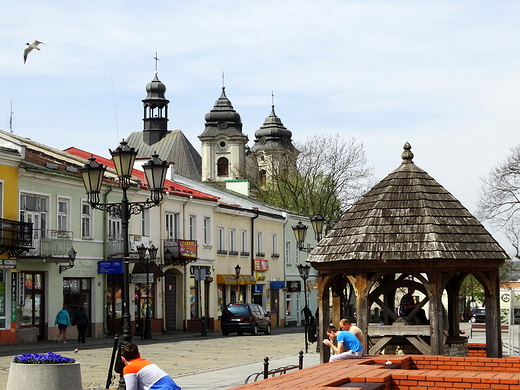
[6,361,82,390]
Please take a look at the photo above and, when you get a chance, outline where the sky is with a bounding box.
[2,1,520,255]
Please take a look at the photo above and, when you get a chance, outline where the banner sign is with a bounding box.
[98,261,123,274]
[179,240,197,258]
[255,259,269,271]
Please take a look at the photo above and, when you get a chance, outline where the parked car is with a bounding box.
[468,308,486,323]
[221,303,271,336]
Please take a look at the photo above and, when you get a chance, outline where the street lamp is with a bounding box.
[59,247,77,274]
[292,213,325,252]
[235,264,241,303]
[79,140,168,390]
[297,263,311,353]
[137,244,157,340]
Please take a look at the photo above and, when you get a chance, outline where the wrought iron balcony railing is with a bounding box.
[23,229,73,258]
[107,234,150,259]
[0,218,33,257]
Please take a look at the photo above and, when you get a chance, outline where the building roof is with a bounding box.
[308,142,509,263]
[251,105,297,153]
[65,147,217,202]
[125,130,202,181]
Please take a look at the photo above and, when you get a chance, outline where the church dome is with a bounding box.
[204,87,242,124]
[145,71,167,100]
[254,106,292,139]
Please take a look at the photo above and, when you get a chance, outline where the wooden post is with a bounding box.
[485,270,502,358]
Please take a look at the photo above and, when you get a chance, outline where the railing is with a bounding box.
[107,234,150,259]
[245,351,304,384]
[0,218,33,257]
[24,229,73,258]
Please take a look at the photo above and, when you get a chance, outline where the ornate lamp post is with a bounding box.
[79,140,168,390]
[297,263,311,353]
[292,213,325,353]
[137,244,157,340]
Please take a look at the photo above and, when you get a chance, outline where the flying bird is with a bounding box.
[24,40,46,64]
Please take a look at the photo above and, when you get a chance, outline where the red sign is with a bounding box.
[255,259,269,271]
[179,240,197,258]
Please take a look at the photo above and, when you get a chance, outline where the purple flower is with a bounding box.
[12,352,76,364]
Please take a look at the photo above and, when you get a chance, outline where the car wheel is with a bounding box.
[251,324,258,336]
[264,324,271,335]
[470,316,476,323]
[222,330,229,336]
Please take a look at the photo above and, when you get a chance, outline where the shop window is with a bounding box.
[21,272,44,326]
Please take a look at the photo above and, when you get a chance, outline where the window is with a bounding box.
[295,242,300,263]
[81,202,92,239]
[108,216,121,239]
[0,181,3,218]
[285,241,291,264]
[259,170,267,185]
[229,228,237,255]
[189,215,196,240]
[165,213,179,240]
[240,230,248,256]
[272,234,279,257]
[256,232,264,257]
[57,198,69,233]
[217,227,226,254]
[203,217,211,246]
[217,157,229,176]
[20,193,48,233]
[140,209,149,237]
[21,272,44,326]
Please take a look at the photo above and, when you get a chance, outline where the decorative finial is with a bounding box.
[153,52,159,72]
[222,71,225,88]
[401,142,414,163]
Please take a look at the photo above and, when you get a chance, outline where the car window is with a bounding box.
[258,306,267,316]
[251,305,261,315]
[225,305,249,315]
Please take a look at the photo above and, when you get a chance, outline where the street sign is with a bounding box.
[98,261,123,274]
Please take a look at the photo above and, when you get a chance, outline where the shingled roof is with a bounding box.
[308,142,509,263]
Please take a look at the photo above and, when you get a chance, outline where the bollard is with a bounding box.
[201,316,207,336]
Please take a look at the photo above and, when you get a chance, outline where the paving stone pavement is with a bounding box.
[0,327,319,390]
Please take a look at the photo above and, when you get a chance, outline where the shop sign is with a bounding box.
[98,260,123,274]
[131,273,154,284]
[179,240,197,258]
[255,259,269,271]
[287,281,302,292]
[0,259,16,269]
[269,281,285,289]
[11,273,17,321]
[18,272,25,306]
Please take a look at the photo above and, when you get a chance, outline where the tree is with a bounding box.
[477,145,520,258]
[248,134,374,224]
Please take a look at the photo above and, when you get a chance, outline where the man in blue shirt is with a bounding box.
[323,326,363,361]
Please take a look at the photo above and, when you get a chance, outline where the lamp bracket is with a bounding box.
[90,199,161,218]
[59,263,74,274]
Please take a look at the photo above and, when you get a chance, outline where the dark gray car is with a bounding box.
[221,303,271,336]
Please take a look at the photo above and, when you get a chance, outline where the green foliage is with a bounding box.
[460,274,485,314]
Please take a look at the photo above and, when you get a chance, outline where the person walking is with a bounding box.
[55,305,71,343]
[121,342,181,390]
[73,305,90,343]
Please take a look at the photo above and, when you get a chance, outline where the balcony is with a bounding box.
[23,229,73,259]
[0,218,33,257]
[107,234,149,259]
[164,239,197,266]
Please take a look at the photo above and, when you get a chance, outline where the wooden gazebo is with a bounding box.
[308,143,509,362]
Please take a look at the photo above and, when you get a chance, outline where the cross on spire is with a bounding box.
[153,52,160,72]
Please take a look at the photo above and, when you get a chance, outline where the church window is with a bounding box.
[217,157,229,176]
[259,170,267,185]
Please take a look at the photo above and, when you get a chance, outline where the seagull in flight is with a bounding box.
[24,40,46,64]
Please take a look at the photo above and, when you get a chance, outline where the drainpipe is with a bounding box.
[102,186,113,336]
[250,208,259,302]
[182,196,193,332]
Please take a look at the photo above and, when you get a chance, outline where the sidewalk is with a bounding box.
[175,351,322,390]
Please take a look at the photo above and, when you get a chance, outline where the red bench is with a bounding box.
[470,323,509,338]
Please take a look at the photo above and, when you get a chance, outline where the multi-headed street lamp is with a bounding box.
[292,213,325,353]
[137,244,157,340]
[79,140,168,390]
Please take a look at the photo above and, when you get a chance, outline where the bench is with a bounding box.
[245,351,303,384]
[470,323,509,338]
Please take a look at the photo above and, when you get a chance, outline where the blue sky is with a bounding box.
[2,1,520,254]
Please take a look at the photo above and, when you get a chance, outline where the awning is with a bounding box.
[217,274,256,285]
[131,262,164,278]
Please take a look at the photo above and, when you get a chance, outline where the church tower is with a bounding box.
[142,71,170,146]
[198,87,248,183]
[250,103,297,183]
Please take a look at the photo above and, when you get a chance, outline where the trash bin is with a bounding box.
[307,325,317,343]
